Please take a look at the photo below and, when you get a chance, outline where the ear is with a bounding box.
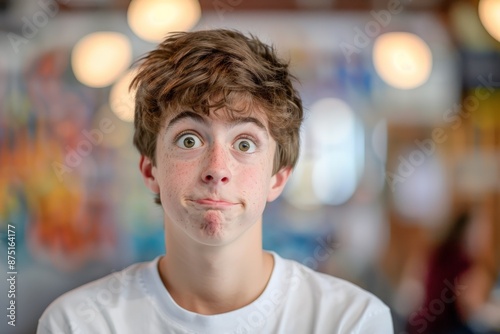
[139,155,160,194]
[267,166,292,202]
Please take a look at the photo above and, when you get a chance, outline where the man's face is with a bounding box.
[141,108,290,246]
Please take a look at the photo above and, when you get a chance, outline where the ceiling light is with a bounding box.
[373,32,432,89]
[72,32,132,88]
[127,0,201,43]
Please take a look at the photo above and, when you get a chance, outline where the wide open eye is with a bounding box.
[176,133,203,149]
[233,138,256,153]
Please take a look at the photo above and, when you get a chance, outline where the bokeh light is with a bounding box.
[127,0,201,42]
[284,98,362,207]
[71,32,132,88]
[309,99,360,206]
[373,32,432,90]
[478,0,500,42]
[109,69,137,123]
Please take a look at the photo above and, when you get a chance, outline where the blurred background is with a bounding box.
[1,0,499,333]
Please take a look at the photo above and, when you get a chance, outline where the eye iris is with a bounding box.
[184,137,195,148]
[239,141,250,151]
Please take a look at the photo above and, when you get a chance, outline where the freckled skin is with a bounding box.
[150,110,281,247]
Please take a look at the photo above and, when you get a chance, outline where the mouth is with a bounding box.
[187,197,239,210]
[191,198,238,209]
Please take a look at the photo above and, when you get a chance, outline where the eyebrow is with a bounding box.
[229,116,267,132]
[166,111,205,130]
[166,110,268,133]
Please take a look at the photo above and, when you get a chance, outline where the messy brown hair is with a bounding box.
[131,29,303,203]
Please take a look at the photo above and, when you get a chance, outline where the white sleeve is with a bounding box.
[36,300,87,334]
[36,315,72,334]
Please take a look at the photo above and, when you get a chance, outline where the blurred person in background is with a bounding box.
[404,204,499,334]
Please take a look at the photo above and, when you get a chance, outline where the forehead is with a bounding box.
[164,105,271,131]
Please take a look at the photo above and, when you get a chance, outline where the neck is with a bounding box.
[158,221,274,315]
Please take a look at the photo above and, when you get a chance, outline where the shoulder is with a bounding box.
[274,254,393,333]
[277,254,385,306]
[37,259,156,333]
[45,259,150,308]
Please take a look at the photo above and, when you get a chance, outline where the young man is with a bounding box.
[38,29,393,333]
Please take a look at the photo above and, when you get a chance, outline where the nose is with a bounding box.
[201,144,232,185]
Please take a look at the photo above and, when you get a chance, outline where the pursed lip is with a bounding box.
[191,198,238,208]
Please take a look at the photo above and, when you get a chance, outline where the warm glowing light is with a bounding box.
[109,69,137,122]
[127,0,201,42]
[72,32,132,88]
[373,32,432,89]
[479,0,500,42]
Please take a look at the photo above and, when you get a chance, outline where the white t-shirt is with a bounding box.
[37,252,393,334]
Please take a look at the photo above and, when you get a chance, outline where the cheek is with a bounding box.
[239,162,272,203]
[156,152,198,194]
